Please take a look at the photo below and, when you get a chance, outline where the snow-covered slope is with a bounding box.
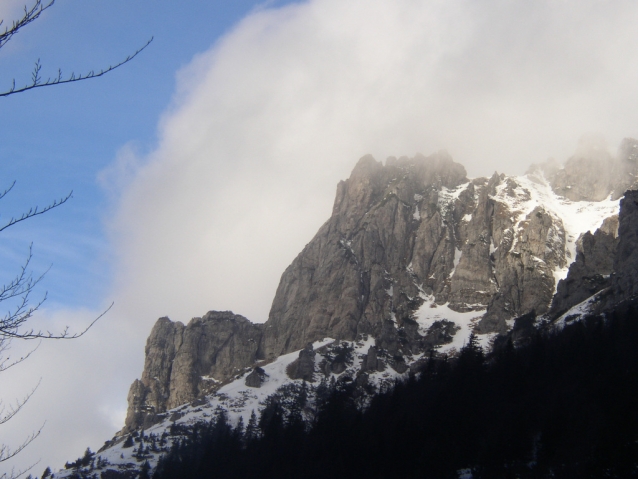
[56,336,409,477]
[498,171,618,285]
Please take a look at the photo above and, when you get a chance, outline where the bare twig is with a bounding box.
[0,340,39,373]
[0,422,44,463]
[0,182,16,202]
[0,191,72,233]
[0,37,153,98]
[0,302,113,341]
[0,460,39,479]
[0,379,40,426]
[0,0,54,50]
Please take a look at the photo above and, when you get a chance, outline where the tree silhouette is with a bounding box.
[0,0,152,98]
[0,2,150,476]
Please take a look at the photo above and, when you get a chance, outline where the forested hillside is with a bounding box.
[151,302,638,479]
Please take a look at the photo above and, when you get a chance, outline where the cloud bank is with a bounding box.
[5,0,638,472]
[109,0,638,327]
[0,1,27,23]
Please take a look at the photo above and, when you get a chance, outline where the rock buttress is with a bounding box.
[123,311,262,432]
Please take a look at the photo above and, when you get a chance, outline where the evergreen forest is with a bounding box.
[151,304,638,479]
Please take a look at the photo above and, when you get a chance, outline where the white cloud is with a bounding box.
[0,307,137,474]
[0,1,26,24]
[6,0,638,472]
[97,142,144,200]
[109,0,638,327]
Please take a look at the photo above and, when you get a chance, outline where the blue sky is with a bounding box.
[0,0,296,310]
[3,0,638,473]
[0,0,303,471]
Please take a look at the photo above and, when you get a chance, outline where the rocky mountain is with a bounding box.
[125,312,263,432]
[55,136,638,477]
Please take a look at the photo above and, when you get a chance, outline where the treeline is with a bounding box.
[153,305,638,479]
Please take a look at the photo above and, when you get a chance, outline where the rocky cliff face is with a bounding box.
[548,216,618,318]
[601,190,638,307]
[259,152,469,360]
[124,138,633,432]
[124,311,262,433]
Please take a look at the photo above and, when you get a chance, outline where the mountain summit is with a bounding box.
[124,139,632,433]
[56,137,638,477]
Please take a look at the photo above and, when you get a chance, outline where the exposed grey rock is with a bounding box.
[123,317,184,433]
[605,190,638,304]
[124,311,262,432]
[169,411,184,422]
[286,343,316,382]
[449,174,499,311]
[319,341,354,375]
[328,360,347,375]
[389,354,408,374]
[124,379,160,433]
[245,367,268,388]
[549,226,618,318]
[259,151,469,360]
[360,346,383,372]
[479,204,567,333]
[168,311,262,407]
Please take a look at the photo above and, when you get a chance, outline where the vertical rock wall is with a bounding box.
[123,311,262,433]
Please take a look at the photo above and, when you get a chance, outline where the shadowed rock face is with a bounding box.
[606,190,638,305]
[123,312,262,433]
[549,216,618,318]
[528,189,638,329]
[258,151,577,349]
[259,152,470,360]
[543,190,638,321]
[245,367,267,388]
[286,343,316,382]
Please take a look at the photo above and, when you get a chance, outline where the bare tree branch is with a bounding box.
[0,0,54,50]
[0,190,72,233]
[0,37,153,98]
[0,340,39,373]
[1,302,113,341]
[0,244,48,338]
[0,188,113,339]
[0,460,39,479]
[0,1,142,469]
[0,182,16,202]
[0,379,40,426]
[0,383,44,472]
[0,422,43,463]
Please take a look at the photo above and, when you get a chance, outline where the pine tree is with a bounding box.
[245,410,260,443]
[139,460,151,479]
[457,332,484,372]
[122,434,135,448]
[234,415,245,439]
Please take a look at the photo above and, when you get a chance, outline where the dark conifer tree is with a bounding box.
[245,410,260,443]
